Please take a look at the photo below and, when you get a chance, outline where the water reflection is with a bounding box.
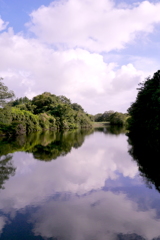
[0,127,160,239]
[0,155,16,189]
[128,131,160,192]
[0,129,94,161]
[29,191,160,240]
[94,125,127,135]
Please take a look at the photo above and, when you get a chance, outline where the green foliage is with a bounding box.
[94,110,115,122]
[10,96,30,106]
[0,78,15,107]
[110,112,128,126]
[0,107,12,124]
[31,92,92,130]
[58,95,71,105]
[9,97,35,113]
[71,103,84,112]
[0,108,41,135]
[50,104,76,129]
[0,91,92,135]
[39,113,56,129]
[94,113,103,122]
[32,92,60,114]
[127,70,160,191]
[128,70,160,133]
[11,107,40,133]
[0,81,92,135]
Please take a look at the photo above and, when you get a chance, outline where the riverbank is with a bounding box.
[93,122,110,128]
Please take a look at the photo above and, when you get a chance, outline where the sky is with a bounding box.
[0,0,160,114]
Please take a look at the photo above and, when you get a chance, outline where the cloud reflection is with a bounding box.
[0,216,8,235]
[0,133,138,211]
[30,191,160,240]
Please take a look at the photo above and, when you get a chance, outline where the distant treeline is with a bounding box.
[0,92,93,135]
[93,110,129,126]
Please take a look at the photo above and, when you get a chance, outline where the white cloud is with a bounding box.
[28,0,160,52]
[0,0,157,113]
[0,28,145,113]
[0,18,8,31]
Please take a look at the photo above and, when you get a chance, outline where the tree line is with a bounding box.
[94,110,129,126]
[127,70,160,134]
[0,78,92,135]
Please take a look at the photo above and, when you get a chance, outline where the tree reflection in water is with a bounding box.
[0,129,93,190]
[31,129,94,161]
[0,155,16,189]
[0,127,160,239]
[128,130,160,192]
[94,125,127,135]
[0,129,94,161]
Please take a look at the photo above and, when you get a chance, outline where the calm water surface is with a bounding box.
[0,127,160,240]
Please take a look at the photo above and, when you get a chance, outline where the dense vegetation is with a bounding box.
[0,80,92,135]
[127,70,160,134]
[127,70,160,192]
[94,110,114,122]
[94,110,129,126]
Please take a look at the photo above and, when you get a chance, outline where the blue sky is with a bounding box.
[0,0,160,113]
[0,0,54,33]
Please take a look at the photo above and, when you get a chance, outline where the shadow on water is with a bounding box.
[127,130,160,192]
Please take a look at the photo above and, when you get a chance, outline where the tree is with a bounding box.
[110,112,127,126]
[58,95,71,105]
[0,78,15,107]
[127,70,160,133]
[103,110,115,121]
[32,92,59,114]
[71,103,84,112]
[94,110,115,122]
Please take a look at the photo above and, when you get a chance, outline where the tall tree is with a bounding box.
[0,78,15,107]
[127,70,160,133]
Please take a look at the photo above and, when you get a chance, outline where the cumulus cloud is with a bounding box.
[0,28,145,113]
[28,0,160,52]
[0,1,157,113]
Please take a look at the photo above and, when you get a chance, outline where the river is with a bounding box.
[0,126,160,240]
